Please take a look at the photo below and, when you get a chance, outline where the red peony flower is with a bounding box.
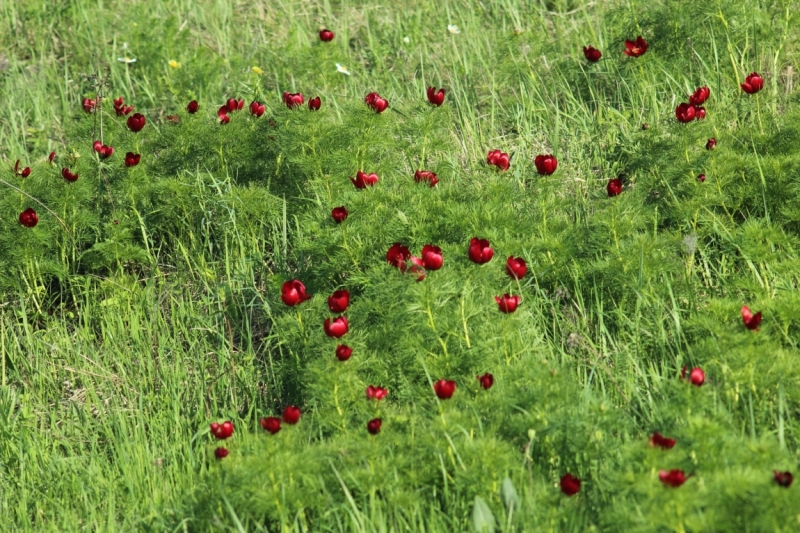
[127,113,146,132]
[226,98,244,112]
[218,106,230,124]
[433,379,456,399]
[187,100,199,114]
[124,152,141,167]
[534,154,558,175]
[324,316,349,338]
[623,36,648,57]
[366,385,388,400]
[774,471,793,488]
[335,344,353,361]
[386,242,411,271]
[308,96,321,111]
[62,168,79,182]
[319,29,335,42]
[210,421,234,439]
[260,416,281,434]
[421,244,443,270]
[283,92,305,109]
[281,280,310,306]
[685,366,705,386]
[14,160,31,178]
[214,447,229,459]
[113,96,134,116]
[505,256,527,280]
[694,106,706,120]
[697,173,706,182]
[414,170,439,187]
[706,138,717,150]
[495,294,520,313]
[607,178,623,197]
[93,141,114,159]
[583,45,602,62]
[477,373,494,390]
[560,473,581,495]
[486,149,510,171]
[282,405,301,424]
[468,237,494,264]
[741,305,762,331]
[426,86,445,106]
[48,151,56,163]
[351,170,379,189]
[741,72,764,94]
[327,289,350,313]
[659,469,687,487]
[649,432,676,449]
[19,208,38,228]
[367,418,382,434]
[331,206,348,223]
[249,101,265,117]
[675,103,696,123]
[364,92,389,113]
[689,86,710,106]
[82,98,96,113]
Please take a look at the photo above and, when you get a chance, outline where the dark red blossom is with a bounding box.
[19,208,38,228]
[308,96,321,111]
[741,305,762,331]
[623,36,648,57]
[487,150,510,171]
[281,280,310,307]
[48,151,56,163]
[335,344,353,361]
[649,432,676,449]
[366,385,388,400]
[93,141,114,159]
[560,474,581,496]
[477,373,494,390]
[583,46,602,62]
[249,101,265,117]
[226,98,244,112]
[367,418,382,434]
[681,366,705,386]
[351,170,379,189]
[694,106,706,120]
[659,469,687,487]
[113,96,134,116]
[61,168,79,182]
[675,103,696,123]
[421,244,443,270]
[408,256,426,282]
[331,206,348,223]
[260,416,281,434]
[218,106,230,124]
[327,289,350,313]
[364,92,389,113]
[741,72,764,94]
[706,138,717,150]
[214,447,229,459]
[386,242,411,271]
[127,113,146,132]
[82,98,96,113]
[697,174,706,182]
[427,86,445,106]
[434,379,456,399]
[210,421,234,440]
[534,154,558,175]
[14,160,31,178]
[187,100,199,114]
[283,92,305,109]
[505,256,527,280]
[324,316,349,338]
[414,170,439,187]
[468,238,494,264]
[689,86,710,106]
[495,294,520,313]
[607,178,623,197]
[124,152,141,167]
[282,405,301,424]
[774,471,793,488]
[319,29,335,42]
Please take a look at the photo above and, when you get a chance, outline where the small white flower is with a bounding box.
[117,57,137,64]
[335,63,351,76]
[447,24,460,34]
[403,36,410,43]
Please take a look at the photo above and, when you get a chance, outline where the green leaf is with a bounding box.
[500,477,519,513]
[472,496,496,533]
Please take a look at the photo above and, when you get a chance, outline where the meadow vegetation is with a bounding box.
[1,0,800,531]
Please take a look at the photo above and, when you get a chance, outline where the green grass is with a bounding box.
[2,0,800,531]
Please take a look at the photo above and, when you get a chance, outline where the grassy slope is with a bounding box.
[1,0,800,531]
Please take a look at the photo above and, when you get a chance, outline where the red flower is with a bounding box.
[226,98,244,112]
[706,138,717,150]
[684,366,704,386]
[324,316,349,338]
[408,257,426,282]
[48,151,56,163]
[93,141,114,159]
[335,344,353,361]
[187,100,199,114]
[82,98,96,113]
[477,373,494,390]
[534,154,558,175]
[124,152,141,167]
[218,106,230,124]
[113,96,134,116]
[283,92,305,109]
[127,113,146,132]
[697,174,706,182]
[414,170,439,187]
[487,150,510,171]
[210,421,234,440]
[649,432,676,449]
[505,256,527,280]
[331,206,348,223]
[366,385,388,400]
[61,168,79,182]
[741,305,762,331]
[774,471,794,488]
[327,289,350,313]
[675,103,695,123]
[260,416,281,434]
[14,160,31,178]
[433,379,456,399]
[495,294,520,313]
[426,86,445,106]
[468,237,494,264]
[583,45,602,62]
[282,405,301,424]
[19,208,38,228]
[319,29,335,42]
[214,447,229,459]
[281,280,310,306]
[367,418,382,434]
[386,242,411,271]
[560,473,581,496]
[308,97,321,111]
[623,36,648,57]
[421,244,443,270]
[694,106,706,120]
[689,86,710,105]
[351,170,379,189]
[607,178,623,197]
[249,101,265,117]
[741,72,764,94]
[364,92,389,113]
[659,469,687,487]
